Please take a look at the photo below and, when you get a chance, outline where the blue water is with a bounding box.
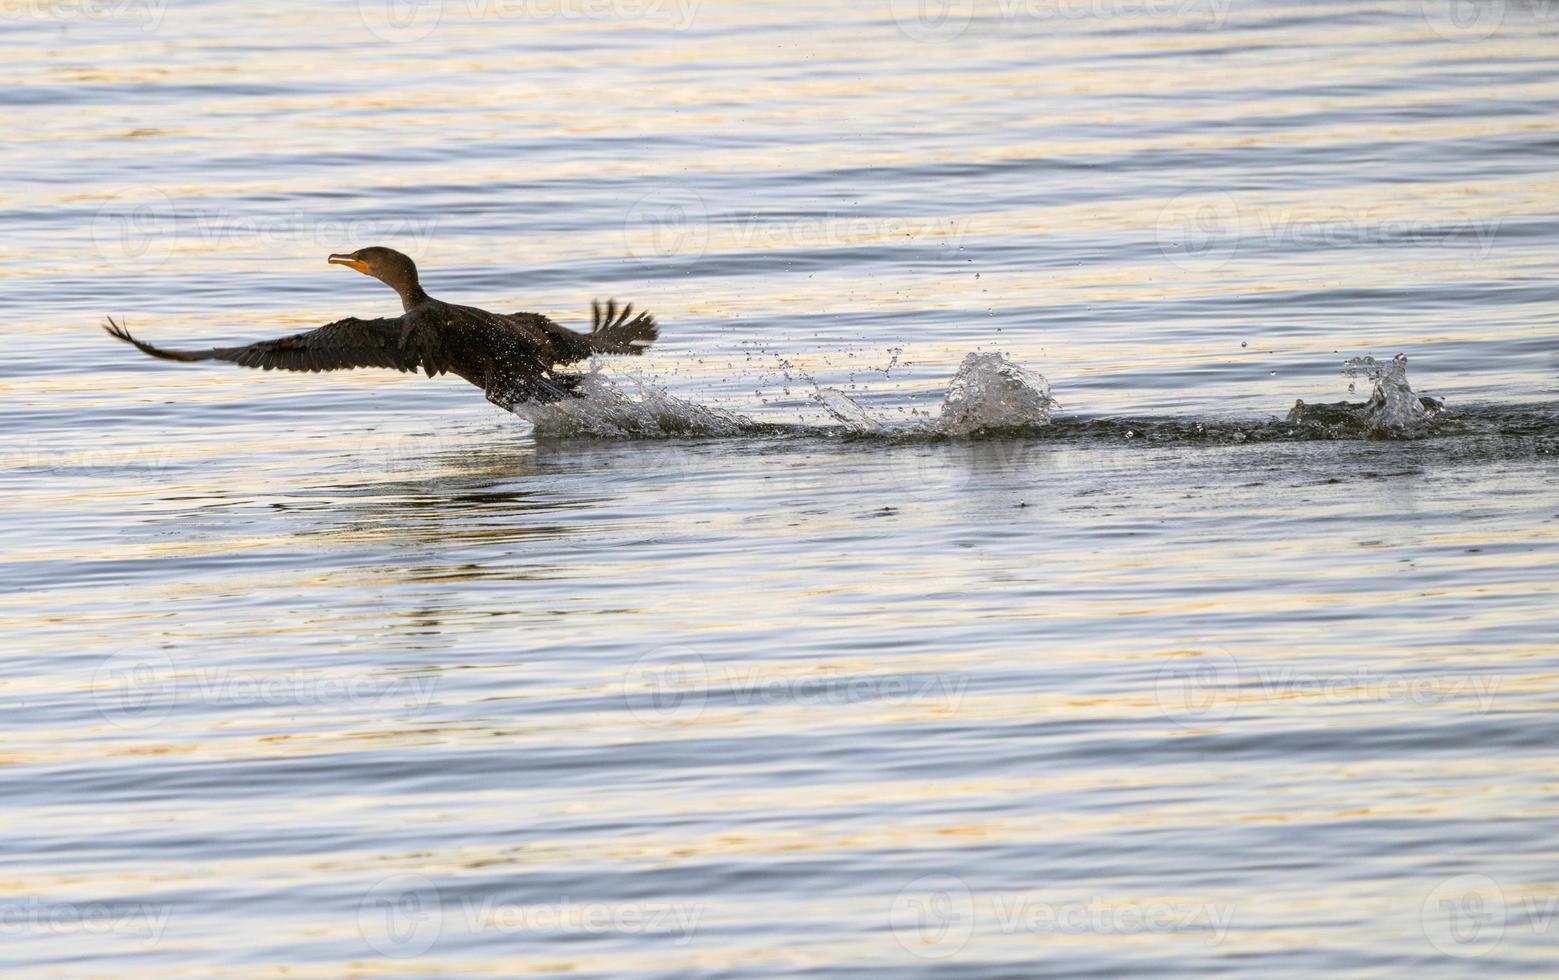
[3,1,1558,975]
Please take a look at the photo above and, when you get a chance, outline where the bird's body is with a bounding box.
[104,247,658,407]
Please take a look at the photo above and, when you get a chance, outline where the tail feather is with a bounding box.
[588,299,657,356]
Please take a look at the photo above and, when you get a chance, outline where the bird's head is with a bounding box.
[328,247,423,302]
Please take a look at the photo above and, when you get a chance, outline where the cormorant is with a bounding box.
[103,247,658,406]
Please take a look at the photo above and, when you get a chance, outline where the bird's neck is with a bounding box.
[397,282,431,312]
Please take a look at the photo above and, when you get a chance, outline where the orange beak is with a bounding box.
[328,253,370,274]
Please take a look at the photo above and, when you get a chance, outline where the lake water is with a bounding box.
[3,0,1558,975]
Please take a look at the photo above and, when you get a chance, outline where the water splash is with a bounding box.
[811,386,888,434]
[936,352,1056,435]
[809,352,1056,436]
[1286,353,1444,439]
[1348,354,1442,435]
[510,352,1056,440]
[503,350,1516,448]
[510,372,767,438]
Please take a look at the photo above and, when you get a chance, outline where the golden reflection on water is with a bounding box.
[2,0,1558,975]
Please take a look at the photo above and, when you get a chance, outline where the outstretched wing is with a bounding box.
[104,314,441,376]
[502,300,658,365]
[586,299,657,356]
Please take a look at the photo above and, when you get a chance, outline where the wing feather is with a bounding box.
[103,315,432,374]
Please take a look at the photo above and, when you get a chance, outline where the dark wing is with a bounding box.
[502,300,658,365]
[518,310,595,365]
[103,313,444,376]
[586,299,657,356]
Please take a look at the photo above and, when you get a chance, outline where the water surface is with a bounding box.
[3,1,1558,975]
